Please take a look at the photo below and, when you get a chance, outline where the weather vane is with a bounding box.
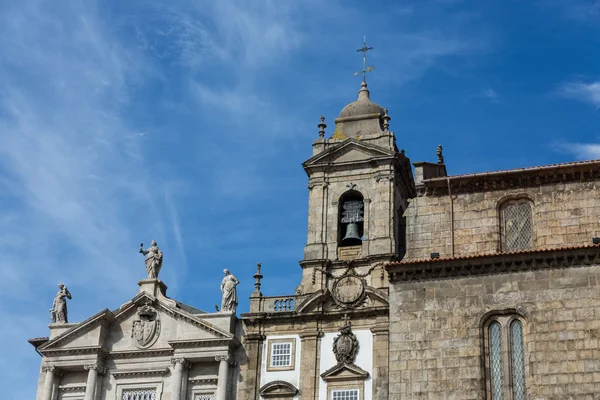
[354,36,374,79]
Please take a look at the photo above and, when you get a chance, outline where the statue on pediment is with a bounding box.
[139,240,163,279]
[220,269,239,313]
[50,284,72,324]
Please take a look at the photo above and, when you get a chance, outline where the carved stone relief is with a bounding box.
[131,302,161,349]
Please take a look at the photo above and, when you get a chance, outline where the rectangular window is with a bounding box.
[193,395,215,400]
[122,389,157,400]
[332,389,359,400]
[270,342,292,367]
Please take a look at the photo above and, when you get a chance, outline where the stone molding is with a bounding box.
[417,161,600,195]
[320,363,369,382]
[188,377,218,385]
[110,348,173,358]
[168,338,238,349]
[39,309,113,351]
[111,367,170,378]
[39,345,109,358]
[258,380,299,398]
[387,246,600,283]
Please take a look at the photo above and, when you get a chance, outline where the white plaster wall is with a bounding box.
[319,329,372,400]
[260,334,301,400]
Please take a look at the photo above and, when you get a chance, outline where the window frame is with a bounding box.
[483,313,528,400]
[499,197,535,252]
[330,388,360,400]
[266,338,296,371]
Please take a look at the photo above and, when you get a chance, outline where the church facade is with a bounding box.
[30,75,600,400]
[30,247,243,400]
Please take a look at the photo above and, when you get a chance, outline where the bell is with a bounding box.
[341,222,362,246]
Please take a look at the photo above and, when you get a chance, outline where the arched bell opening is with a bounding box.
[337,190,365,247]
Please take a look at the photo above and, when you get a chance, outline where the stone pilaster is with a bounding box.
[41,366,61,400]
[299,330,323,400]
[237,333,264,400]
[84,363,105,400]
[170,357,190,400]
[371,325,389,400]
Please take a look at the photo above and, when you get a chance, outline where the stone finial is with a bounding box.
[318,116,326,138]
[50,284,72,324]
[253,262,263,294]
[382,108,391,132]
[140,240,163,279]
[436,145,444,164]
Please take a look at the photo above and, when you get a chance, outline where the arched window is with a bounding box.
[500,199,533,252]
[338,190,364,247]
[484,314,527,399]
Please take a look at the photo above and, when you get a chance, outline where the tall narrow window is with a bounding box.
[510,320,527,400]
[484,315,527,400]
[488,321,504,399]
[501,200,533,251]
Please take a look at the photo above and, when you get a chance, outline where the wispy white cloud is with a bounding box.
[554,142,600,159]
[558,80,600,107]
[477,87,500,102]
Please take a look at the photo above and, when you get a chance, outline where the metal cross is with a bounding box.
[354,36,374,79]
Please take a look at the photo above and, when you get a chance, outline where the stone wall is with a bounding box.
[388,265,600,399]
[405,181,600,261]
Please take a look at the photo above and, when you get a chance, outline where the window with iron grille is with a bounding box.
[485,315,527,400]
[122,389,156,400]
[501,200,533,251]
[270,341,292,367]
[193,394,215,400]
[332,389,359,400]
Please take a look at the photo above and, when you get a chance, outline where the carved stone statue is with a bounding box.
[50,284,72,324]
[139,240,163,279]
[220,269,239,313]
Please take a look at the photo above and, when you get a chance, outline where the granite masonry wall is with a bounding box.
[388,265,600,399]
[404,181,600,261]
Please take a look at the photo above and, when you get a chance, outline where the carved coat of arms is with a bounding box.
[332,316,359,364]
[131,303,160,348]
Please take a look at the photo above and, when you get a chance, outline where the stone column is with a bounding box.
[215,354,232,400]
[170,357,190,400]
[41,366,60,400]
[83,363,104,400]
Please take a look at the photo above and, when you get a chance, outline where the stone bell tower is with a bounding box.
[298,78,415,296]
[240,42,415,400]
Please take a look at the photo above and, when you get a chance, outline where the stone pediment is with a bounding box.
[38,291,234,356]
[295,286,388,314]
[303,139,395,170]
[258,381,299,398]
[320,363,369,382]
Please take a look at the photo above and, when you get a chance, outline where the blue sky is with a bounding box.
[1,0,600,397]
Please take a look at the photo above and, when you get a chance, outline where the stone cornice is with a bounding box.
[111,367,170,378]
[188,377,218,385]
[39,345,109,358]
[386,245,600,283]
[109,348,174,359]
[418,159,600,196]
[167,337,240,350]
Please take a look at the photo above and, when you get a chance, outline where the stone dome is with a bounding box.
[339,80,385,119]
